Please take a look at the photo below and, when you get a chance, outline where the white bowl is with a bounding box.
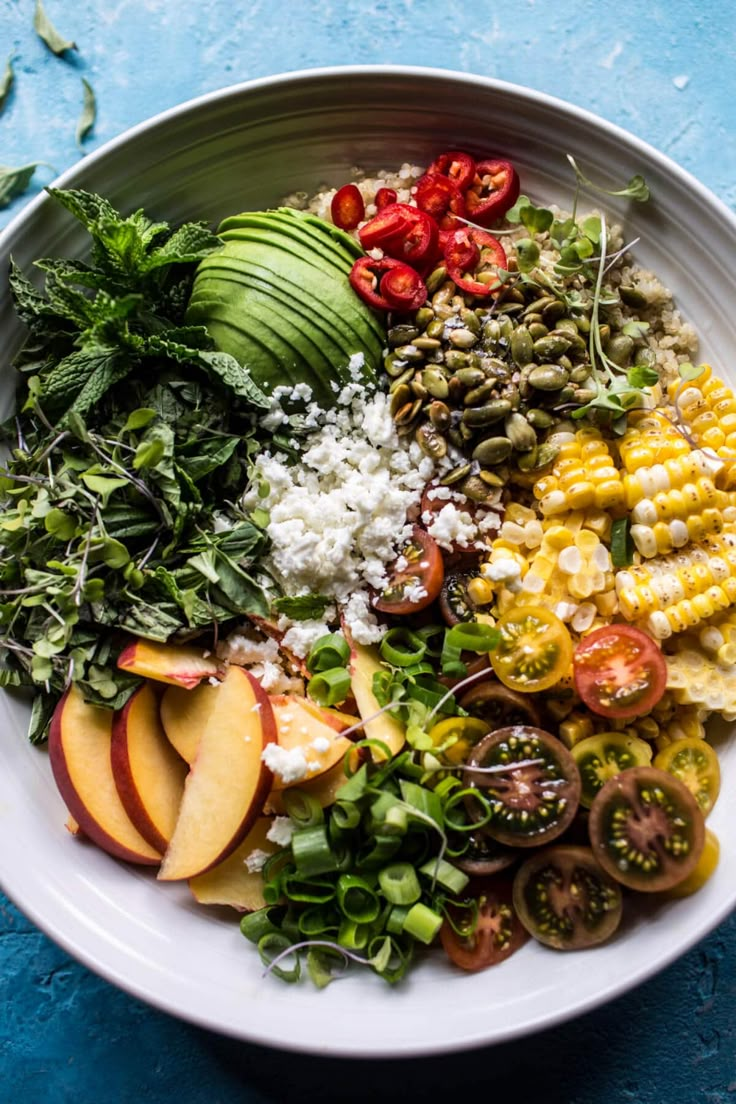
[1,66,734,1057]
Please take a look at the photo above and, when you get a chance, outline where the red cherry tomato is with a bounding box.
[465,158,520,226]
[375,187,398,210]
[573,625,667,720]
[330,184,365,231]
[349,256,423,312]
[373,526,444,615]
[428,150,477,193]
[444,227,507,297]
[440,880,527,972]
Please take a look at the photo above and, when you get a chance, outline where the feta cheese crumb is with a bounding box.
[261,743,310,784]
[244,848,270,873]
[425,502,478,550]
[266,816,294,847]
[311,735,331,753]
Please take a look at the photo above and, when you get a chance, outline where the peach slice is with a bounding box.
[117,638,222,689]
[349,640,405,759]
[111,682,189,853]
[160,679,220,764]
[48,686,161,865]
[269,694,353,789]
[158,667,277,881]
[188,816,278,911]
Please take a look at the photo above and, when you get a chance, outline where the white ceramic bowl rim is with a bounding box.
[1,65,735,1057]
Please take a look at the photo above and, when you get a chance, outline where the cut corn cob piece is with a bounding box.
[615,528,736,638]
[666,365,736,488]
[665,647,736,722]
[533,429,625,517]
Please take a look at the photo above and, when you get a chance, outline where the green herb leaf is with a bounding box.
[514,238,540,273]
[0,54,14,114]
[504,194,531,224]
[76,78,96,147]
[567,155,650,204]
[622,320,650,339]
[33,0,77,55]
[273,594,332,621]
[0,163,49,209]
[519,203,554,235]
[627,364,659,388]
[678,361,706,381]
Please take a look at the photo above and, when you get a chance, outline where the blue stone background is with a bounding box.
[1,0,736,1099]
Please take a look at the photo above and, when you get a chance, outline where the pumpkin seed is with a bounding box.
[445,350,470,372]
[448,327,479,349]
[389,366,415,391]
[516,445,539,471]
[635,345,656,368]
[619,285,648,308]
[390,383,411,416]
[526,408,556,429]
[472,437,513,466]
[385,352,409,377]
[569,363,592,384]
[464,381,498,407]
[460,309,481,335]
[395,343,426,364]
[441,462,472,486]
[426,318,445,338]
[411,378,429,401]
[415,422,448,459]
[460,473,498,501]
[504,411,537,451]
[455,366,486,389]
[462,400,512,427]
[394,398,423,425]
[422,367,450,399]
[528,363,569,391]
[533,333,571,359]
[535,443,561,468]
[388,324,420,347]
[528,322,549,340]
[479,469,505,487]
[425,266,448,295]
[542,300,567,325]
[511,326,534,366]
[605,333,634,367]
[412,336,442,351]
[428,401,452,431]
[415,306,435,330]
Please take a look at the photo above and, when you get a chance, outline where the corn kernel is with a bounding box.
[467,577,495,605]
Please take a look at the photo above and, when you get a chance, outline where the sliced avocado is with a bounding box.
[185,300,303,391]
[219,208,361,269]
[190,256,382,368]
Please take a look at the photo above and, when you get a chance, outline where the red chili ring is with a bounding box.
[444,228,507,297]
[465,159,520,226]
[349,256,426,312]
[375,187,398,210]
[428,150,477,193]
[331,183,365,231]
[414,173,467,222]
[380,265,427,312]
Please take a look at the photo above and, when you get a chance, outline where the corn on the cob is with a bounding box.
[666,365,736,487]
[533,428,625,516]
[615,528,736,638]
[665,647,736,722]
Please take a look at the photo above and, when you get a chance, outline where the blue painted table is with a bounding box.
[2,1,735,1099]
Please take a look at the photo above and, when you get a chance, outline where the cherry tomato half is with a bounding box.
[653,737,721,817]
[588,765,705,892]
[440,880,526,971]
[491,605,573,693]
[665,828,719,898]
[571,731,653,809]
[428,150,477,193]
[465,158,520,226]
[330,183,365,231]
[573,625,667,720]
[513,845,623,950]
[373,526,444,615]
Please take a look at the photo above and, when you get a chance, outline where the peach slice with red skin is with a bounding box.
[111,681,189,853]
[117,638,223,689]
[160,679,220,764]
[268,694,354,790]
[188,816,279,911]
[48,686,161,865]
[158,666,277,881]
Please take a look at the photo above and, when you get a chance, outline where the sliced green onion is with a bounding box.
[338,917,372,951]
[283,789,324,828]
[292,824,340,877]
[441,630,467,679]
[402,902,443,945]
[385,904,411,936]
[337,874,381,923]
[379,627,428,667]
[412,624,445,657]
[331,799,361,831]
[370,791,407,836]
[355,833,402,868]
[367,934,413,984]
[257,933,301,982]
[307,666,351,706]
[443,787,493,831]
[239,907,282,944]
[419,857,470,895]
[282,874,337,904]
[402,661,436,678]
[378,862,422,905]
[297,905,340,937]
[338,761,369,795]
[445,621,501,653]
[306,632,350,673]
[432,775,461,801]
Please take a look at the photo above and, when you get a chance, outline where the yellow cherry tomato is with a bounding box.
[666,829,720,898]
[654,737,721,817]
[428,716,489,764]
[490,605,573,693]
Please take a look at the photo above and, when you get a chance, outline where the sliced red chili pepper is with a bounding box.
[331,184,365,231]
[375,187,398,210]
[358,205,417,249]
[349,256,425,313]
[379,265,427,312]
[414,174,467,222]
[444,228,507,297]
[465,159,520,226]
[429,150,476,193]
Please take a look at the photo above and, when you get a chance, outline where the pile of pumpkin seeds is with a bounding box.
[385,257,656,503]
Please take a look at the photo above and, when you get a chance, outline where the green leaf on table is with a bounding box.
[76,78,96,147]
[33,0,77,55]
[0,164,48,209]
[0,54,14,114]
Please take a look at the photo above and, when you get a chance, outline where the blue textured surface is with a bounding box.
[1,0,736,1099]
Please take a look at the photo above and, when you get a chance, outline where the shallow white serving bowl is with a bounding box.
[0,66,734,1057]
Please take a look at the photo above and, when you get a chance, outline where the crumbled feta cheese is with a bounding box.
[311,735,331,753]
[280,618,332,659]
[402,580,428,604]
[261,743,310,784]
[266,816,294,847]
[244,849,270,873]
[425,502,478,550]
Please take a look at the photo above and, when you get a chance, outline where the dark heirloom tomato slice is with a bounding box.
[465,158,521,226]
[513,846,623,950]
[465,726,581,847]
[458,679,542,730]
[439,571,477,625]
[440,880,526,971]
[454,830,519,877]
[571,731,653,809]
[330,183,365,230]
[491,605,573,693]
[588,766,706,892]
[428,150,477,193]
[653,737,721,817]
[373,526,443,615]
[573,624,667,720]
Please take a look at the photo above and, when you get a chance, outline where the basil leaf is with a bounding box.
[33,0,77,55]
[273,595,332,621]
[0,54,14,114]
[76,78,96,147]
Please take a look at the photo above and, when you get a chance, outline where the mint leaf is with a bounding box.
[273,594,332,621]
[33,0,76,55]
[76,78,96,147]
[0,54,14,114]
